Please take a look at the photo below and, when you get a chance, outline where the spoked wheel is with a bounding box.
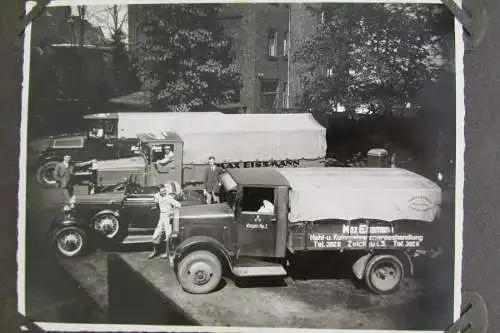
[93,213,120,240]
[364,254,404,294]
[52,226,88,258]
[177,250,222,294]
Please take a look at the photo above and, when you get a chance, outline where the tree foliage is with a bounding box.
[294,3,454,115]
[134,4,240,112]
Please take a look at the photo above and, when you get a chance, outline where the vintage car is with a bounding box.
[164,167,443,295]
[49,177,194,258]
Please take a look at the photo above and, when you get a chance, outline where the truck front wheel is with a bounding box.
[364,254,404,294]
[177,250,222,294]
[36,161,59,187]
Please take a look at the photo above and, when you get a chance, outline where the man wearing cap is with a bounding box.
[155,145,175,171]
[148,183,182,259]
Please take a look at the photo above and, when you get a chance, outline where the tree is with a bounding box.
[134,4,240,112]
[294,3,454,116]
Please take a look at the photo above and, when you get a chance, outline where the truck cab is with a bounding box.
[89,132,184,193]
[167,168,291,294]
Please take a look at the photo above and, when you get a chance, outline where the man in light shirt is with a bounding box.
[156,145,174,169]
[257,199,275,214]
[148,183,182,259]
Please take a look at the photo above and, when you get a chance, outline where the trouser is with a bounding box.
[61,186,74,203]
[152,213,172,245]
[205,190,220,204]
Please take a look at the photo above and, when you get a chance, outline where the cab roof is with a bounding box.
[227,168,290,187]
[137,132,183,143]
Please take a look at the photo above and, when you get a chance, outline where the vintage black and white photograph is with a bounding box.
[18,0,464,331]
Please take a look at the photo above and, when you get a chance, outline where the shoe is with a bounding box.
[147,245,160,259]
[160,253,168,259]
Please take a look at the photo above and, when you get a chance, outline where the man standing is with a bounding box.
[203,156,222,205]
[148,183,182,259]
[53,155,75,202]
[54,155,96,202]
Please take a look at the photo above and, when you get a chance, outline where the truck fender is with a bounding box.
[352,253,372,280]
[174,235,232,272]
[48,218,88,242]
[352,252,415,280]
[92,209,120,220]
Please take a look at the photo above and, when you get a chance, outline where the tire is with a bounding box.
[36,161,59,187]
[52,226,88,258]
[177,250,223,294]
[364,254,404,294]
[92,212,125,243]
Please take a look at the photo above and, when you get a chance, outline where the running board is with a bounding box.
[231,258,287,277]
[122,235,152,244]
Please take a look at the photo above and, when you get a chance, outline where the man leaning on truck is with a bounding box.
[203,156,223,204]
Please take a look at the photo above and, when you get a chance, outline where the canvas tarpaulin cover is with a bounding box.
[116,112,225,138]
[277,167,442,223]
[148,113,327,165]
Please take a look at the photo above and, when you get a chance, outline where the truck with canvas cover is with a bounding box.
[31,111,225,187]
[166,167,442,295]
[86,113,327,194]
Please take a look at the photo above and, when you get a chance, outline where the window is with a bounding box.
[268,29,278,58]
[241,187,275,214]
[283,31,289,59]
[282,81,289,109]
[150,144,174,163]
[260,80,279,110]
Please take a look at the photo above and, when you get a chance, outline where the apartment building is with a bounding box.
[127,3,320,113]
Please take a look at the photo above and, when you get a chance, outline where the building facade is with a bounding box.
[127,3,320,114]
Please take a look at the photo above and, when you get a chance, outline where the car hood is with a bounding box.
[74,191,126,205]
[180,203,234,220]
[95,156,146,171]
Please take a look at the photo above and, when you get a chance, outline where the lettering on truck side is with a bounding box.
[308,223,425,250]
[219,159,301,169]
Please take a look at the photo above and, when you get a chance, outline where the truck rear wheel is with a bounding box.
[364,254,404,294]
[36,161,59,187]
[177,250,222,294]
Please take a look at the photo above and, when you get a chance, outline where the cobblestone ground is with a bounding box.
[23,173,456,329]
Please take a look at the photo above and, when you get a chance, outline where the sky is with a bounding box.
[71,5,129,42]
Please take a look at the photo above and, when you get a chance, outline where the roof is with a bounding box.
[227,168,290,187]
[137,132,183,143]
[84,112,119,120]
[165,113,325,134]
[275,167,441,192]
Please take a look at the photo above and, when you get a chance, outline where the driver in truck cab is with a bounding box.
[156,145,174,165]
[148,183,182,260]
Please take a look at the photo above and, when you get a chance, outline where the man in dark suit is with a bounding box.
[203,156,222,204]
